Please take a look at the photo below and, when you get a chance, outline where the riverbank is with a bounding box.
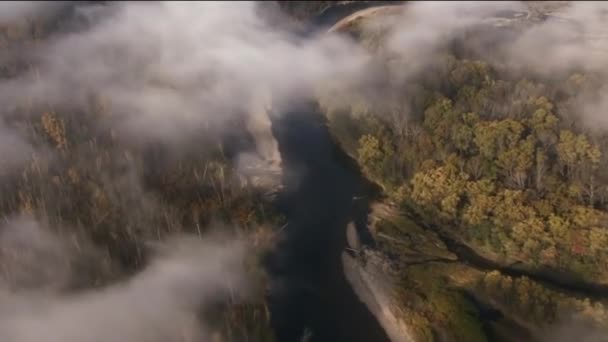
[366,201,608,341]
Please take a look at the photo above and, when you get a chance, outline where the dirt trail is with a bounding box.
[328,5,404,33]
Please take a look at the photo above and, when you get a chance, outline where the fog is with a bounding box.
[0,122,33,177]
[378,1,608,75]
[0,217,250,342]
[381,1,525,78]
[2,1,608,341]
[377,1,608,130]
[3,1,608,168]
[0,1,368,142]
[0,3,290,339]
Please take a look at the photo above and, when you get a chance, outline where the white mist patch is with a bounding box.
[0,1,369,143]
[357,1,608,81]
[501,1,608,75]
[0,123,33,178]
[373,1,524,79]
[0,218,251,342]
[0,217,72,292]
[235,151,283,192]
[0,1,372,176]
[350,1,608,131]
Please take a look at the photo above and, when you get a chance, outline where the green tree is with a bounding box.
[410,165,468,218]
[463,179,497,225]
[358,134,384,177]
[557,130,601,180]
[452,124,474,154]
[474,119,524,161]
[496,136,535,188]
[424,97,457,151]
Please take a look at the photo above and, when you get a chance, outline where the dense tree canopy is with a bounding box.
[314,7,608,339]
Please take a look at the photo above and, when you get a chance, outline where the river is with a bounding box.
[263,99,389,342]
[261,3,409,341]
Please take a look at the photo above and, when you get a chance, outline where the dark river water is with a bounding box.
[262,3,408,341]
[264,100,389,342]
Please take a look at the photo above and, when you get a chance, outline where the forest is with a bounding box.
[0,7,281,341]
[318,6,608,341]
[321,9,608,283]
[2,1,608,342]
